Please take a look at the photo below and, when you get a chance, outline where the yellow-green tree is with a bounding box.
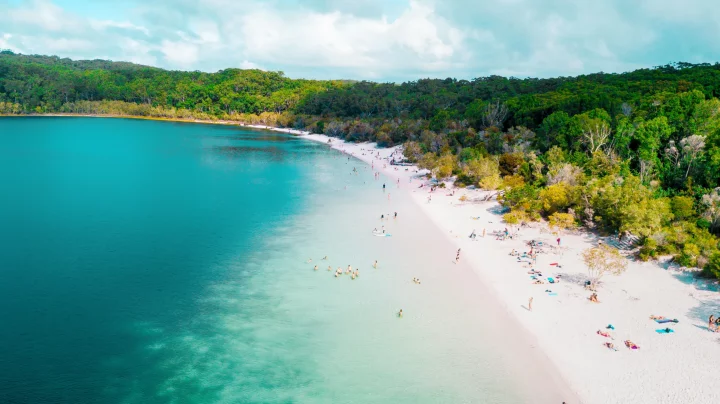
[539,183,571,214]
[582,244,628,290]
[548,212,576,231]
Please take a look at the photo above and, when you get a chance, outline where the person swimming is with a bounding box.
[322,256,328,260]
[327,266,332,271]
[398,309,403,317]
[313,265,318,271]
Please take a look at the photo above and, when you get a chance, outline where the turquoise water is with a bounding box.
[0,117,562,403]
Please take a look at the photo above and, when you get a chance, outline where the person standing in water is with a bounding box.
[394,212,397,219]
[398,309,403,317]
[383,183,386,190]
[373,260,378,268]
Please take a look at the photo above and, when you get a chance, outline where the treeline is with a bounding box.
[0,52,338,115]
[3,51,720,277]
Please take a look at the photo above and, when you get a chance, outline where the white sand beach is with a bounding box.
[241,125,720,404]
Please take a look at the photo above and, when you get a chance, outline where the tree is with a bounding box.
[539,183,571,214]
[582,122,612,154]
[582,244,628,290]
[671,196,695,221]
[403,141,422,162]
[548,212,576,231]
[701,188,720,233]
[482,100,508,129]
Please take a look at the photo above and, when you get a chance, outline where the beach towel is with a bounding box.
[655,319,678,324]
[656,328,674,334]
[548,277,555,283]
[548,292,558,296]
[606,324,615,330]
[550,263,559,266]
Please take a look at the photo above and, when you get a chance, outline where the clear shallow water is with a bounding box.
[0,117,558,404]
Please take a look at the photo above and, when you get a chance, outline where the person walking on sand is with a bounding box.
[528,297,533,311]
[455,248,461,263]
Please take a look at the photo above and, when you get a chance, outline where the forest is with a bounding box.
[3,50,720,278]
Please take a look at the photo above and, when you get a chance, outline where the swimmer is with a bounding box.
[322,256,328,260]
[307,258,312,263]
[314,265,318,271]
[327,266,332,271]
[398,309,403,317]
[373,260,378,268]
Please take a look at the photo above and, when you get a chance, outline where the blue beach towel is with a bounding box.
[655,319,678,324]
[656,328,674,334]
[548,292,558,296]
[548,277,555,283]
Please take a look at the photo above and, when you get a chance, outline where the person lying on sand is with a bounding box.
[604,342,618,351]
[624,340,639,350]
[597,330,614,339]
[532,279,545,285]
[650,315,666,320]
[589,293,599,303]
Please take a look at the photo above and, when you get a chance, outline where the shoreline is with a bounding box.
[8,115,720,402]
[294,133,720,404]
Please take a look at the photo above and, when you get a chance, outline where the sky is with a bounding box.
[1,0,719,82]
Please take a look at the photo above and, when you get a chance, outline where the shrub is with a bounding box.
[548,212,576,231]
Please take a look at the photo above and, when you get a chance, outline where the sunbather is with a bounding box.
[650,315,665,320]
[597,330,614,339]
[589,293,599,303]
[624,340,639,350]
[604,342,618,351]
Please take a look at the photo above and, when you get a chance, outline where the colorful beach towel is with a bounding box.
[655,319,678,324]
[656,328,674,334]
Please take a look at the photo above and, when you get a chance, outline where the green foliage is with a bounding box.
[548,212,576,231]
[6,53,720,278]
[671,196,696,221]
[539,183,572,215]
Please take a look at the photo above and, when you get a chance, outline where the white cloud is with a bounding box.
[1,0,719,80]
[160,40,199,66]
[239,60,262,70]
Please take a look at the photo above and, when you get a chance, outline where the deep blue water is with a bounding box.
[0,118,327,403]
